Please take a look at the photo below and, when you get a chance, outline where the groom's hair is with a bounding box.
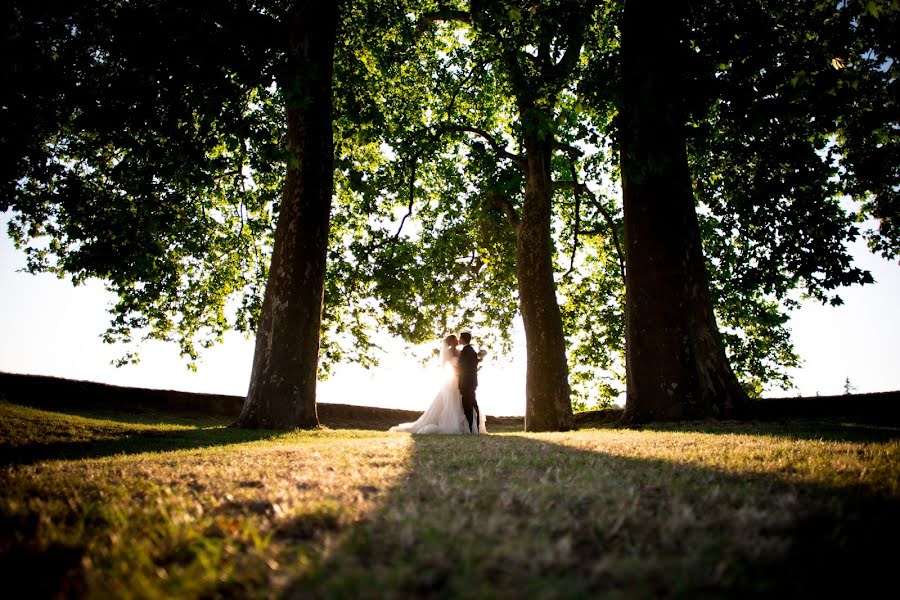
[459,331,472,344]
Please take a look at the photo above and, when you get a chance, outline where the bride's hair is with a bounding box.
[443,334,458,348]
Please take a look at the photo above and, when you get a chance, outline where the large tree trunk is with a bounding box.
[465,4,575,431]
[618,0,752,423]
[234,2,337,429]
[518,136,574,432]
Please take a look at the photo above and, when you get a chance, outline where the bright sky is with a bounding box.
[1,212,898,417]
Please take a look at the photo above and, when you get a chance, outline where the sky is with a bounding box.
[1,211,898,417]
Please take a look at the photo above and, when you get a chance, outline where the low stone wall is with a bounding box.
[0,371,244,416]
[754,391,900,424]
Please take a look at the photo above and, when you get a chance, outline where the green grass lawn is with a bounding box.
[2,399,899,598]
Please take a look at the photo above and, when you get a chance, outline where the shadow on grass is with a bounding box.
[0,400,521,468]
[38,406,230,428]
[0,403,287,466]
[290,432,900,598]
[612,419,900,444]
[0,427,287,467]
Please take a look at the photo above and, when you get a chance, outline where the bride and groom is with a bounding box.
[390,331,487,434]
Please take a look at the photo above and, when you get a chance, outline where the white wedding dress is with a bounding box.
[390,346,487,434]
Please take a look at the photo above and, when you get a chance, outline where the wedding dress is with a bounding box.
[390,345,487,434]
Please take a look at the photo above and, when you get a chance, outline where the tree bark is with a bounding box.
[618,0,752,423]
[234,2,337,429]
[518,136,574,432]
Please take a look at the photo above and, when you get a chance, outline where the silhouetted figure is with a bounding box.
[457,331,480,433]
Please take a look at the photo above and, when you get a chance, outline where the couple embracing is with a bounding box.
[390,331,487,435]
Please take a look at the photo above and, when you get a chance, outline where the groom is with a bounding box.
[457,331,480,433]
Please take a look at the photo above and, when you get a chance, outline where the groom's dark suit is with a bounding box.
[458,343,480,433]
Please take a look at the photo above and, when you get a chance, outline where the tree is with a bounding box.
[2,1,348,429]
[235,2,338,428]
[618,0,751,421]
[471,1,596,430]
[379,1,615,431]
[615,0,898,422]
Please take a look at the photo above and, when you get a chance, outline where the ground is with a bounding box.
[1,398,898,598]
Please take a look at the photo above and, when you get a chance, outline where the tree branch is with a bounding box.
[440,124,526,169]
[501,47,530,107]
[552,180,578,191]
[555,141,583,159]
[589,192,626,281]
[360,156,418,260]
[473,11,529,106]
[486,191,520,230]
[395,157,417,241]
[446,54,499,117]
[415,9,472,38]
[556,179,626,281]
[367,119,521,260]
[548,15,587,83]
[565,159,582,277]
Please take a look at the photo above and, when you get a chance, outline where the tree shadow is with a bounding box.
[0,400,522,467]
[0,404,285,467]
[288,432,899,598]
[0,428,292,467]
[20,404,230,428]
[608,419,900,444]
[0,428,291,467]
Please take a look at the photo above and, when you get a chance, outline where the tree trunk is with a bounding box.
[234,2,337,429]
[618,0,752,423]
[518,136,574,432]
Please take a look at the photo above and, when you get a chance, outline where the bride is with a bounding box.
[389,335,487,434]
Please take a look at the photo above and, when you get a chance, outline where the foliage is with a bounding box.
[341,0,628,408]
[2,1,284,366]
[1,0,424,372]
[687,0,896,304]
[328,5,525,366]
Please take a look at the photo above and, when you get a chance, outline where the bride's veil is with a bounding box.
[439,335,458,365]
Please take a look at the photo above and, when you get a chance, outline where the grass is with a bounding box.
[1,399,899,598]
